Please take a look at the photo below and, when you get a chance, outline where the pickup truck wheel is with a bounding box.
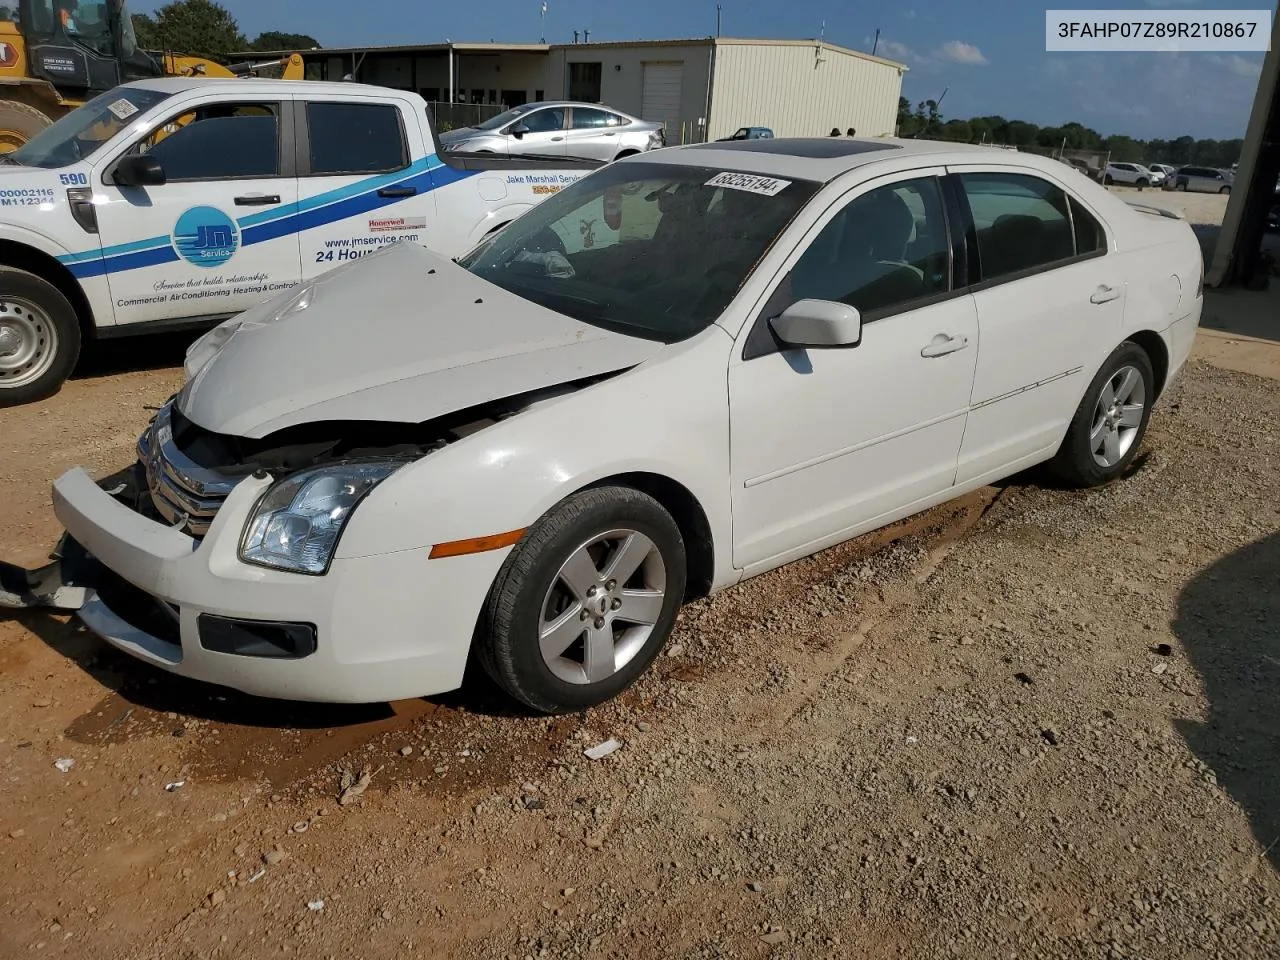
[1049,341,1154,488]
[0,267,80,407]
[477,486,687,714]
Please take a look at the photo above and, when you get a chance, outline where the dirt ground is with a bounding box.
[2,290,1280,958]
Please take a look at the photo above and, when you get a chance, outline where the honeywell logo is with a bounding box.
[368,216,426,233]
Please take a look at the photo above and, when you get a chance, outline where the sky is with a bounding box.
[130,0,1270,140]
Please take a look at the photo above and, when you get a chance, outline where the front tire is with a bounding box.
[1050,342,1154,488]
[0,267,81,407]
[477,486,687,713]
[1103,175,1114,185]
[1219,185,1231,195]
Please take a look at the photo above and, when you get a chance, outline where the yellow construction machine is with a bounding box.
[0,0,303,151]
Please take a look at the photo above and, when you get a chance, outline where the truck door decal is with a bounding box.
[57,156,476,280]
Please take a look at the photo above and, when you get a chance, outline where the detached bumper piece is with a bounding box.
[0,537,95,611]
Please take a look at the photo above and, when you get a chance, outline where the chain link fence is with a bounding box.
[426,102,509,133]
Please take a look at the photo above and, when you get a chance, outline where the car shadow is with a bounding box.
[1172,531,1280,874]
[1200,287,1280,344]
[70,327,206,383]
[8,608,533,732]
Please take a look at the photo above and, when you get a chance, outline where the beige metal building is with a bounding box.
[236,37,907,144]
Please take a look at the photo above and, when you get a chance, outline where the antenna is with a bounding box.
[872,28,880,56]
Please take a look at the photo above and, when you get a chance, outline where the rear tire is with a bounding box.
[0,267,81,407]
[0,100,53,153]
[1049,341,1154,488]
[1103,175,1114,185]
[477,486,687,714]
[1219,185,1231,195]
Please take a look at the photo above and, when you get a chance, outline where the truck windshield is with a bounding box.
[8,86,173,169]
[458,162,818,343]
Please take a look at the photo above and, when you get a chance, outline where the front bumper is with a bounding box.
[45,466,503,703]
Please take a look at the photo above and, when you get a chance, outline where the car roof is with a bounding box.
[632,137,1083,184]
[119,77,415,98]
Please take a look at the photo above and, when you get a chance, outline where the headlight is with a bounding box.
[239,461,405,574]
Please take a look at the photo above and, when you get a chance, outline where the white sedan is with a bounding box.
[2,138,1204,713]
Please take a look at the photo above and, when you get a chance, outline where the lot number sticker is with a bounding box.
[107,98,139,121]
[705,172,791,196]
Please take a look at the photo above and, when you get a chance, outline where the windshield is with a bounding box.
[458,162,818,343]
[9,86,172,168]
[474,104,540,131]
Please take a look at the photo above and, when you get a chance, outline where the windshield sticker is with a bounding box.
[705,172,792,196]
[107,98,139,121]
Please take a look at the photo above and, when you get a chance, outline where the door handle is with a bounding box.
[1090,284,1120,304]
[551,136,564,141]
[233,194,280,206]
[377,186,417,198]
[920,334,969,358]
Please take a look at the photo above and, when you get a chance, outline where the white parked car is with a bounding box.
[437,101,665,162]
[1,139,1204,713]
[1148,163,1177,182]
[1104,162,1161,187]
[1168,165,1234,194]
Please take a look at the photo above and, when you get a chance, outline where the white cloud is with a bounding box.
[937,40,989,65]
[1207,53,1262,79]
[876,38,990,69]
[878,39,920,64]
[904,9,917,19]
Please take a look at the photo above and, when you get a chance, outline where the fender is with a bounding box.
[0,221,110,331]
[465,201,533,247]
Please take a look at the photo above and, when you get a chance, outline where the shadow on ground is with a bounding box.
[1174,531,1280,874]
[70,327,203,382]
[1201,287,1280,344]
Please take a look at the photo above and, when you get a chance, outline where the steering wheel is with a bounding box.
[529,226,568,257]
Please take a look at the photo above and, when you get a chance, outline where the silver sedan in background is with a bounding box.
[438,101,665,162]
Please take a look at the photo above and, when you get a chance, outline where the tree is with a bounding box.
[148,0,246,58]
[1104,135,1144,163]
[937,119,972,143]
[250,31,321,51]
[1005,120,1038,146]
[131,12,159,49]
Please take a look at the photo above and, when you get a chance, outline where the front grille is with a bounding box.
[137,405,237,538]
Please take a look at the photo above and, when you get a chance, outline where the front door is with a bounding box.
[950,167,1127,484]
[93,97,302,327]
[505,105,567,157]
[729,170,979,572]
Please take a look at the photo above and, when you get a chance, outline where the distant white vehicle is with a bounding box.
[1168,166,1234,194]
[1104,162,1161,187]
[1148,163,1177,181]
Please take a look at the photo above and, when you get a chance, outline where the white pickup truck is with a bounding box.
[0,77,604,405]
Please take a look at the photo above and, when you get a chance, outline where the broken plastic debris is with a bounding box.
[905,736,919,744]
[53,758,75,773]
[307,899,325,911]
[583,738,622,761]
[292,820,309,833]
[1152,662,1169,675]
[165,780,186,792]
[338,766,379,805]
[247,868,266,883]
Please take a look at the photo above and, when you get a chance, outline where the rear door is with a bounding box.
[297,98,439,279]
[950,166,1126,484]
[92,95,302,327]
[564,106,624,161]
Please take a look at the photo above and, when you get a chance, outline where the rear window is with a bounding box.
[307,102,409,175]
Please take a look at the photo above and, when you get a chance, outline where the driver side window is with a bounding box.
[789,177,951,318]
[517,108,565,134]
[130,102,281,181]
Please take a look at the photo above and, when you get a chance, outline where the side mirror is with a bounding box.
[769,299,862,348]
[509,123,530,138]
[114,154,166,187]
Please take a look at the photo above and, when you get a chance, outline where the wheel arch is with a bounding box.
[1126,329,1170,399]
[0,239,95,337]
[580,471,716,601]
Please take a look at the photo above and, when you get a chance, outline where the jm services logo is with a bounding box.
[172,206,239,268]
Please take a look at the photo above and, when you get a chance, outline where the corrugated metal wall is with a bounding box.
[708,42,904,140]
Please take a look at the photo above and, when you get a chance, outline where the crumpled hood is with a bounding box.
[177,243,664,438]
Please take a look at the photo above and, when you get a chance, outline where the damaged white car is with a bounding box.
[1,138,1204,713]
